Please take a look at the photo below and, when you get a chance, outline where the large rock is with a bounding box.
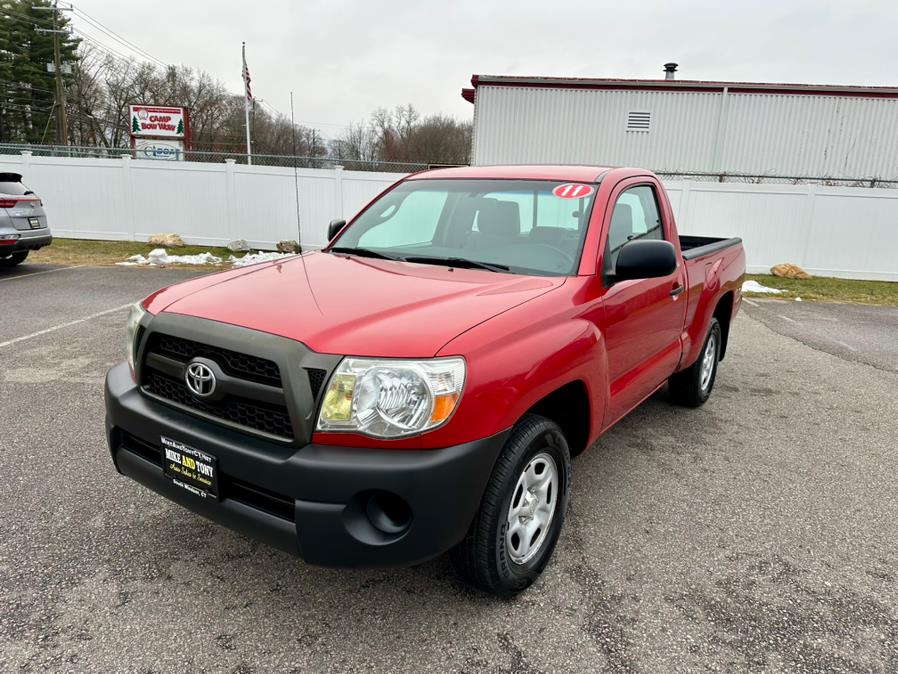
[148,233,185,248]
[770,263,812,280]
[227,239,250,252]
[276,240,302,254]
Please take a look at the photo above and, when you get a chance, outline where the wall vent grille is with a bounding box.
[627,111,652,132]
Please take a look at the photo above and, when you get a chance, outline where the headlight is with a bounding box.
[316,357,466,438]
[126,302,147,374]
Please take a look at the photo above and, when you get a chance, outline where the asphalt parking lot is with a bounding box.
[1,264,897,673]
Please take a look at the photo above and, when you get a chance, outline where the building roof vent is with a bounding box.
[627,111,652,132]
[663,62,678,80]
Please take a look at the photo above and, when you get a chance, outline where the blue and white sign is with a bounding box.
[135,138,185,161]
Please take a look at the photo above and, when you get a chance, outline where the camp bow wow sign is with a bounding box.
[129,104,189,161]
[129,105,188,139]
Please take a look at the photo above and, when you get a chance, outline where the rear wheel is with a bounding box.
[668,317,721,407]
[450,414,571,597]
[0,251,28,267]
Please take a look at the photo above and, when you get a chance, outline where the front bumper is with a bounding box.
[0,232,52,254]
[105,362,508,567]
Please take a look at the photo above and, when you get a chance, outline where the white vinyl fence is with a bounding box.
[1,151,399,250]
[2,151,897,281]
[664,181,898,282]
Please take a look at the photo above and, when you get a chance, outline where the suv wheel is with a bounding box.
[0,251,28,267]
[451,414,571,597]
[668,317,722,407]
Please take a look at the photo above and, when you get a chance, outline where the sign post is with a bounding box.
[129,105,190,161]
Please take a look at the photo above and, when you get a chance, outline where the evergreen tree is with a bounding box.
[0,0,81,143]
[132,115,140,133]
[175,118,183,135]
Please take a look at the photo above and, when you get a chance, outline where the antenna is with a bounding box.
[290,91,302,246]
[290,91,322,313]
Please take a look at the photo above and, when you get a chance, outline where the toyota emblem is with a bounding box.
[185,361,216,397]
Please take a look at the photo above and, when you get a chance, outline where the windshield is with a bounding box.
[331,179,598,276]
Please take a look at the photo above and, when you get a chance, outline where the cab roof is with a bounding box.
[408,165,614,183]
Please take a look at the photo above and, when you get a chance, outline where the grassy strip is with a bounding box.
[29,238,239,267]
[746,273,898,306]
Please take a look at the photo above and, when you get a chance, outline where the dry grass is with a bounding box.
[29,238,237,267]
[745,273,898,306]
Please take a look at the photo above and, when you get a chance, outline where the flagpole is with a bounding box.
[242,42,252,165]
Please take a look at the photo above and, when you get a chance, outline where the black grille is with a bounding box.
[120,431,161,466]
[153,333,281,386]
[144,371,294,439]
[306,368,326,398]
[223,477,295,521]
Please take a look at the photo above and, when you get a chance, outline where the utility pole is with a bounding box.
[34,1,72,145]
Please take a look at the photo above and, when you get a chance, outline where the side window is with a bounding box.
[606,185,664,269]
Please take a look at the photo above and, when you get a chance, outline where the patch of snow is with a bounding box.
[229,251,296,267]
[795,297,803,302]
[116,248,222,266]
[117,248,296,267]
[742,280,785,295]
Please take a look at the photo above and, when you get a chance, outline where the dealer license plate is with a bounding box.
[28,217,41,229]
[161,436,219,499]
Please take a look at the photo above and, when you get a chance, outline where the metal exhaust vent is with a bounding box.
[627,111,652,132]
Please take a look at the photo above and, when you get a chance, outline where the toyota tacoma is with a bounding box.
[105,165,745,596]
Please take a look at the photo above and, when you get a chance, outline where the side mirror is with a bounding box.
[614,239,677,281]
[327,219,346,242]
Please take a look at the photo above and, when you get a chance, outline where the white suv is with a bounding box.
[0,172,52,267]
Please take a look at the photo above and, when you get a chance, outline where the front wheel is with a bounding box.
[451,414,571,597]
[0,251,28,267]
[668,317,722,407]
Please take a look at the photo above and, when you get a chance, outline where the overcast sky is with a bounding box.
[73,0,896,137]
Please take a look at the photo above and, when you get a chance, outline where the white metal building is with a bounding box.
[463,72,898,180]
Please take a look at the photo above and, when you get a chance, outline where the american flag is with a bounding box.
[242,42,252,108]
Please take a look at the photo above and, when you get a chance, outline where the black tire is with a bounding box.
[0,251,28,267]
[668,317,722,407]
[451,414,571,598]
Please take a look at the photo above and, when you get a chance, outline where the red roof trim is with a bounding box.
[469,74,898,99]
[461,87,475,103]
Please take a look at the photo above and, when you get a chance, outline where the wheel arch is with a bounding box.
[522,379,592,457]
[713,291,735,361]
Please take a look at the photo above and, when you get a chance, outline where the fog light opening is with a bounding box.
[365,491,412,535]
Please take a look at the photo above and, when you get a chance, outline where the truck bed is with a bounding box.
[679,236,743,261]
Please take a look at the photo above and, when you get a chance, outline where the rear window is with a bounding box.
[0,180,29,196]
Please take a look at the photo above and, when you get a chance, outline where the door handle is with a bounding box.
[670,284,684,298]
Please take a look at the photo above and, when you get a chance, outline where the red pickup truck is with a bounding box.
[105,165,745,596]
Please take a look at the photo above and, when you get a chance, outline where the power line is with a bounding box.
[0,80,57,95]
[69,4,167,67]
[72,28,138,64]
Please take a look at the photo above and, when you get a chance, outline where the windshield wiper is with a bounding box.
[403,256,510,272]
[329,246,402,261]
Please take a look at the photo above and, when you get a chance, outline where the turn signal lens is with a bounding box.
[430,393,459,424]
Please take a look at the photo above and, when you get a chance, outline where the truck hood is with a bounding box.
[159,251,565,357]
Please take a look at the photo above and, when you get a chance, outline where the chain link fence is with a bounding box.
[0,143,428,173]
[4,143,898,187]
[655,171,898,189]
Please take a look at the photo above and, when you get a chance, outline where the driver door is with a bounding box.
[599,180,687,427]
